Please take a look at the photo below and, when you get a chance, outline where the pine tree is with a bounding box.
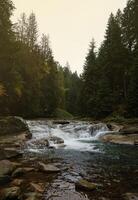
[26,12,38,49]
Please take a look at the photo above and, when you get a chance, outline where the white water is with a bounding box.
[26,120,109,152]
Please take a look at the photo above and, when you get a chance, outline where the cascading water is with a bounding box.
[24,120,138,200]
[26,120,109,152]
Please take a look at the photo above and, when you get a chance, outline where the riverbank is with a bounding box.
[0,117,138,200]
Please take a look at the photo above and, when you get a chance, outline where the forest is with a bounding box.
[0,0,138,119]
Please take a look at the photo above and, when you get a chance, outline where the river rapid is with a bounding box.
[24,120,138,200]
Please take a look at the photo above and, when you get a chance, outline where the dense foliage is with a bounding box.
[0,0,80,117]
[0,0,137,119]
[80,0,138,118]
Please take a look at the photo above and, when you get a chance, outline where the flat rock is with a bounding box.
[1,186,21,200]
[38,162,61,173]
[100,134,138,145]
[0,160,18,176]
[123,193,138,200]
[75,179,97,191]
[120,126,138,135]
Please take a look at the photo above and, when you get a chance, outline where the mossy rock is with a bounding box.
[0,116,31,137]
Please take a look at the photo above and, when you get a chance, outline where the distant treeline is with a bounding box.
[0,0,138,119]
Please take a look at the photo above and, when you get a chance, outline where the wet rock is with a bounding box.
[0,116,31,138]
[53,120,70,125]
[31,139,49,147]
[100,134,138,145]
[75,179,97,191]
[30,182,45,193]
[123,193,138,200]
[48,136,64,144]
[1,186,21,200]
[106,123,122,131]
[38,162,61,173]
[0,160,18,176]
[11,179,24,186]
[120,126,138,135]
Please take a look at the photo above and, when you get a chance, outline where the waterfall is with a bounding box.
[26,120,109,152]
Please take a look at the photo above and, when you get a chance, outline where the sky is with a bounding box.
[12,0,127,74]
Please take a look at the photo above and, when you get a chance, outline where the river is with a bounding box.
[24,120,138,200]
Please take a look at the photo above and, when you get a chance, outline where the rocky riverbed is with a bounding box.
[0,117,138,200]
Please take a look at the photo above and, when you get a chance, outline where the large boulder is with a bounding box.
[0,116,31,138]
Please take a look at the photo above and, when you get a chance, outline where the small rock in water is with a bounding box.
[123,193,138,200]
[38,162,61,173]
[75,179,97,191]
[48,136,64,144]
[31,139,49,147]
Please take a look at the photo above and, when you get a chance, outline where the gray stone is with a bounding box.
[38,162,61,173]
